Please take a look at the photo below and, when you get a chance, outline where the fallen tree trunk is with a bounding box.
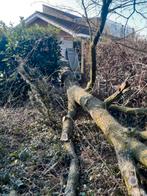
[18,61,147,195]
[61,79,147,195]
[67,85,147,166]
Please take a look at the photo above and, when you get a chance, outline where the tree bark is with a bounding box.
[109,104,147,115]
[60,81,79,195]
[65,84,147,195]
[86,0,112,90]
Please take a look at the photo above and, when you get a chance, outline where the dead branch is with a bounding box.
[61,115,74,141]
[104,80,129,107]
[135,131,147,140]
[116,149,142,195]
[115,41,147,54]
[17,58,52,119]
[109,104,147,115]
[61,115,79,195]
[64,141,79,196]
[63,72,147,195]
[60,75,79,195]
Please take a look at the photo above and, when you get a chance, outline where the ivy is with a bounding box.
[0,20,61,106]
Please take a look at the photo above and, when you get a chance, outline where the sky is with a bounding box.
[0,0,81,25]
[0,0,146,36]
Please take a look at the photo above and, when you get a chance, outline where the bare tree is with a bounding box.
[80,0,147,90]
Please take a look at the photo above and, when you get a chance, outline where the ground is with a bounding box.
[0,99,127,195]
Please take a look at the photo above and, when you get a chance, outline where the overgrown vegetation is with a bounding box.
[0,20,61,106]
[94,39,147,128]
[0,0,147,195]
[0,36,146,195]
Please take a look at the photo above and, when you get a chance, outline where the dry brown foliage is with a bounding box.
[94,38,147,108]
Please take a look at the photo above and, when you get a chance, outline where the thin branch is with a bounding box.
[109,0,147,13]
[115,42,147,54]
[109,104,147,115]
[135,9,147,19]
[123,0,136,38]
[112,10,128,19]
[81,0,93,41]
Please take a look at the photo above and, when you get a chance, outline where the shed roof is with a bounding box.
[43,5,81,20]
[25,5,134,39]
[25,11,90,38]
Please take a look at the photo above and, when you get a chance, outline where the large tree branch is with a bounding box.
[116,149,142,195]
[60,72,79,195]
[61,67,146,194]
[64,141,79,196]
[135,131,147,140]
[65,83,147,194]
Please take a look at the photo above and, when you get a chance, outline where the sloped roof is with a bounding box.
[25,11,90,38]
[25,6,134,39]
[43,5,81,20]
[41,12,89,35]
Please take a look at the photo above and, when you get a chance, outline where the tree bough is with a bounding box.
[61,73,147,195]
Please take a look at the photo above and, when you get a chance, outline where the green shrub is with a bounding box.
[0,20,61,106]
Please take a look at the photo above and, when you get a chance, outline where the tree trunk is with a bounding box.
[61,82,147,195]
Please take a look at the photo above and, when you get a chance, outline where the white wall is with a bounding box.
[60,39,73,58]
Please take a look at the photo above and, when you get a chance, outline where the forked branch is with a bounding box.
[62,68,147,195]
